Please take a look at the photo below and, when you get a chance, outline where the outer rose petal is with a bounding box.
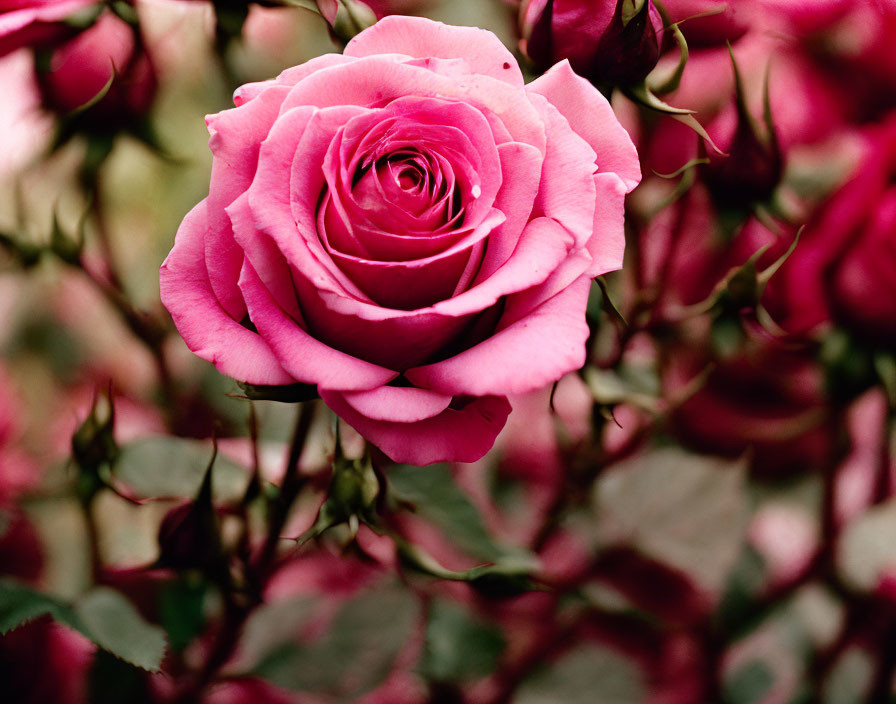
[405,275,592,396]
[205,85,290,319]
[528,60,641,191]
[159,201,294,386]
[337,386,452,423]
[344,15,525,87]
[238,262,399,391]
[588,172,627,276]
[320,389,512,465]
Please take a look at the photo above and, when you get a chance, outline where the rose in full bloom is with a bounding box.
[160,16,639,465]
[520,0,665,87]
[0,0,97,57]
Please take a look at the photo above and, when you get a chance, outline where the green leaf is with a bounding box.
[74,587,168,672]
[159,577,208,653]
[114,436,248,502]
[592,448,749,594]
[388,464,506,562]
[0,580,167,672]
[515,643,647,704]
[838,497,896,592]
[253,583,418,698]
[419,600,506,682]
[822,647,874,704]
[234,595,320,673]
[584,365,660,412]
[723,660,775,704]
[0,578,83,635]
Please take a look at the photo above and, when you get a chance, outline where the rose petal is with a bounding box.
[405,275,592,396]
[320,389,512,464]
[526,90,597,251]
[528,60,641,191]
[344,15,525,87]
[336,386,453,423]
[233,54,354,106]
[588,172,627,276]
[324,209,503,310]
[205,85,291,319]
[159,201,294,386]
[474,140,544,281]
[278,57,546,154]
[239,262,399,390]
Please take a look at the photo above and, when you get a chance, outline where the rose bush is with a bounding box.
[160,16,639,465]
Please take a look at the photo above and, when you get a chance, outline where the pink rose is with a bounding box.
[0,0,97,57]
[661,0,753,46]
[664,326,836,477]
[35,9,157,126]
[520,0,665,86]
[160,16,639,465]
[803,117,896,348]
[759,118,896,348]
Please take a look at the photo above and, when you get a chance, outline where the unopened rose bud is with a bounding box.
[521,0,665,87]
[702,115,782,207]
[156,462,225,575]
[156,500,222,573]
[35,10,156,130]
[701,52,782,208]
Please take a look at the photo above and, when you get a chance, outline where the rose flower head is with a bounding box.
[520,0,665,87]
[160,16,640,465]
[35,8,157,130]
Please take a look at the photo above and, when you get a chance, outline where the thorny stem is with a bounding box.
[169,403,315,704]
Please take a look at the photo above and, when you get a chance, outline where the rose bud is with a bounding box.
[520,0,665,87]
[0,0,97,57]
[699,51,782,208]
[156,461,225,576]
[160,16,640,465]
[34,9,156,130]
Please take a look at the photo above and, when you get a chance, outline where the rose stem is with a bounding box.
[169,401,315,704]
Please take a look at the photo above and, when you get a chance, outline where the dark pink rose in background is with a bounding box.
[520,0,665,86]
[0,0,96,57]
[642,31,848,178]
[664,326,836,477]
[0,621,94,704]
[35,9,157,126]
[661,0,752,46]
[362,0,432,17]
[759,0,896,122]
[758,119,896,347]
[800,117,896,349]
[160,16,639,465]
